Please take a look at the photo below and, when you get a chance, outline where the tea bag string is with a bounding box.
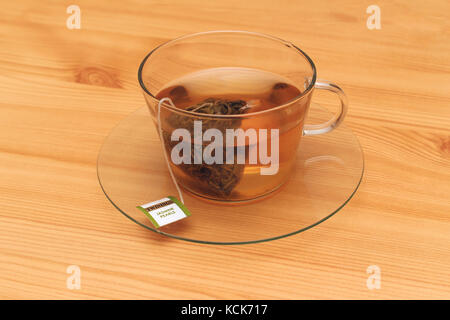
[157,97,185,204]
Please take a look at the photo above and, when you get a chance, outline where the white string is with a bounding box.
[157,97,185,204]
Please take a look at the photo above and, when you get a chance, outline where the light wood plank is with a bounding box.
[0,0,449,299]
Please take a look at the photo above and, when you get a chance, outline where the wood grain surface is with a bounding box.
[0,0,449,299]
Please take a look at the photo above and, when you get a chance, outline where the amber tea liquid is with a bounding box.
[155,67,309,202]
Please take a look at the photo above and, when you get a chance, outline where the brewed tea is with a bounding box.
[155,67,308,201]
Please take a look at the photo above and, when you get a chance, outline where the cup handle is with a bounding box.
[303,80,348,136]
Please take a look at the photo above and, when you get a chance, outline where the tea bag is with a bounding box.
[162,98,248,197]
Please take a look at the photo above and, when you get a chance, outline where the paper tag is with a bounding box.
[136,196,190,228]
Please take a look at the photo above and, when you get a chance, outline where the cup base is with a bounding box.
[178,179,288,205]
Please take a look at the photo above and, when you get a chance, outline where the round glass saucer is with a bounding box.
[97,104,364,245]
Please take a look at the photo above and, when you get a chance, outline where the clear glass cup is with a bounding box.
[138,30,348,202]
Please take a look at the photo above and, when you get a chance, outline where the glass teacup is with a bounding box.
[138,31,347,202]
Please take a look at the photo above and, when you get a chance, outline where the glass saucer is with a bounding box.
[97,104,364,244]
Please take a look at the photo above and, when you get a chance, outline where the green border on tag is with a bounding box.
[136,206,160,228]
[168,196,191,216]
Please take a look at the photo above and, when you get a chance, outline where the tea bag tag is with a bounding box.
[137,196,190,228]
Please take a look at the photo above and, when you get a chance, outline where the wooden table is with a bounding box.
[1,0,449,299]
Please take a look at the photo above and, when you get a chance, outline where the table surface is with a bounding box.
[1,0,449,299]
